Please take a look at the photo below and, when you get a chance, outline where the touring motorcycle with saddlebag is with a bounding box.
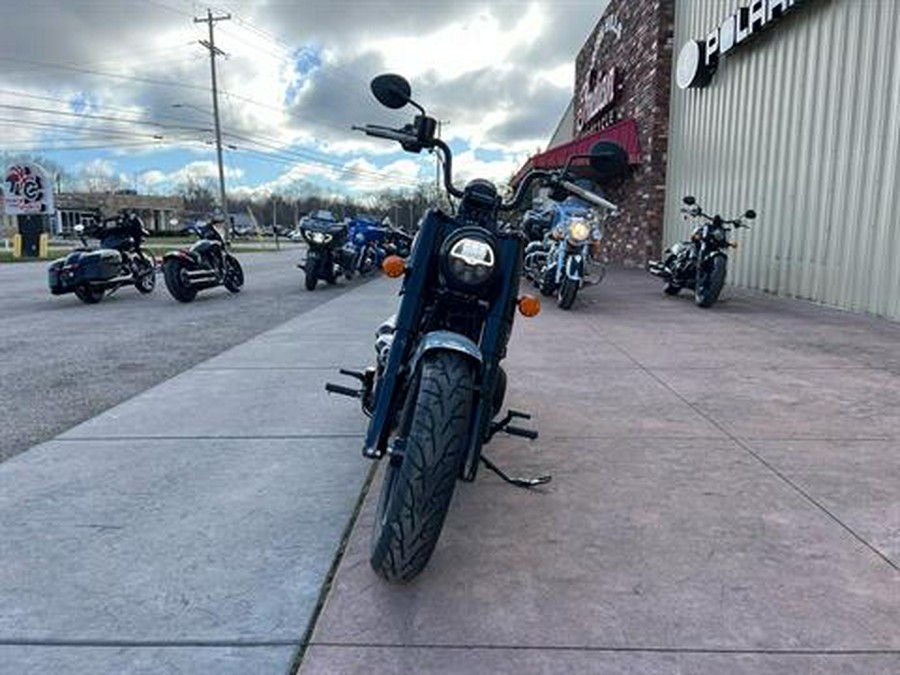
[48,209,156,304]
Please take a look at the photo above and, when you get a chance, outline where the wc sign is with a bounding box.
[677,0,806,89]
[3,163,54,215]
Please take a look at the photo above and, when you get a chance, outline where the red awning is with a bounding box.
[513,118,641,185]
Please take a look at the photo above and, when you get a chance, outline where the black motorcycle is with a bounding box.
[162,218,244,302]
[48,210,156,304]
[326,74,626,582]
[298,210,353,290]
[647,196,756,308]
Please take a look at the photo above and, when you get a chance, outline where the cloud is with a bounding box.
[0,0,611,196]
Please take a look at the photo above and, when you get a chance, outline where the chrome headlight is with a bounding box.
[305,230,332,245]
[568,217,591,242]
[440,231,497,288]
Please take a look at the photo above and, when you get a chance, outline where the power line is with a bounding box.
[0,103,212,133]
[0,56,211,94]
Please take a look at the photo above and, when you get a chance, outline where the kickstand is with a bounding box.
[480,456,551,489]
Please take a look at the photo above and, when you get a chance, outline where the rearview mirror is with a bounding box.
[588,141,628,181]
[745,209,756,219]
[683,195,696,205]
[371,74,412,110]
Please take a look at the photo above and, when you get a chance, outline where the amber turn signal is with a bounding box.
[382,255,406,278]
[517,293,541,317]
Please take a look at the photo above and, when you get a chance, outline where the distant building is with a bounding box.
[55,192,184,236]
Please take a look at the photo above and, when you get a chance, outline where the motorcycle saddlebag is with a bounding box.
[47,249,118,294]
[77,249,122,282]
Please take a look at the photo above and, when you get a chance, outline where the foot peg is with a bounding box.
[488,409,538,441]
[481,455,551,489]
[326,368,375,414]
[325,382,362,398]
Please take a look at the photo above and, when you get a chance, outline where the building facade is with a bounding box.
[55,192,183,236]
[517,0,675,266]
[666,0,900,319]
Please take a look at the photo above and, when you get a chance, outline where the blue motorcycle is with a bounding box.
[345,215,388,275]
[523,195,613,309]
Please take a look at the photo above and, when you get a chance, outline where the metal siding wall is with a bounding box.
[665,0,900,319]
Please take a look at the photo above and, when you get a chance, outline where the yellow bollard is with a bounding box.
[39,233,49,258]
[12,234,22,259]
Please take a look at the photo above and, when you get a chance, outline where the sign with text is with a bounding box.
[677,0,806,89]
[3,163,54,215]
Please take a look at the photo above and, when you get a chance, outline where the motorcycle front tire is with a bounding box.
[223,254,244,293]
[695,256,727,308]
[557,276,578,309]
[370,350,474,582]
[163,260,197,303]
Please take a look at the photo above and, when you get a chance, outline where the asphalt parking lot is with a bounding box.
[0,247,358,462]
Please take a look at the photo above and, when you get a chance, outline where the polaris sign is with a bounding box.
[676,0,806,89]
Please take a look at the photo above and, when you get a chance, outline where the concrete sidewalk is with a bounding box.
[0,277,400,674]
[301,270,900,674]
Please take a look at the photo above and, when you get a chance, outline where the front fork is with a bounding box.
[555,240,586,286]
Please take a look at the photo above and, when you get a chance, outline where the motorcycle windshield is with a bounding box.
[304,219,345,235]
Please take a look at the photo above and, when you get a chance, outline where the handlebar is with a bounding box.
[355,123,619,217]
[681,205,752,228]
[353,124,419,145]
[559,179,619,213]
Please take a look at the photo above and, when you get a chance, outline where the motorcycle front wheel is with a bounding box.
[163,260,197,303]
[223,255,244,293]
[557,276,578,309]
[695,256,726,308]
[370,350,474,582]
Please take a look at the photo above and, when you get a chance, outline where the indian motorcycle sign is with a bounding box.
[677,0,806,89]
[3,163,54,215]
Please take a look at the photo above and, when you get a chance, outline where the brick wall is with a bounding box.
[575,0,674,266]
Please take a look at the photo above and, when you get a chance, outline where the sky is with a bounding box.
[0,0,610,202]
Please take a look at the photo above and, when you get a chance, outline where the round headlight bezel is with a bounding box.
[568,219,591,242]
[439,228,499,290]
[304,229,332,245]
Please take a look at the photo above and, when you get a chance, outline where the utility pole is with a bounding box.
[194,8,230,237]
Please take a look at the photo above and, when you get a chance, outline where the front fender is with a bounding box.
[409,330,482,377]
[564,252,584,281]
